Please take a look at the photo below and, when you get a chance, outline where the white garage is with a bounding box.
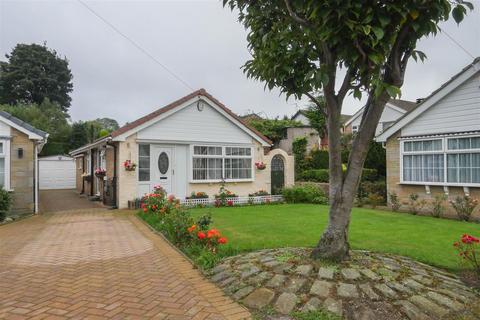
[39,155,76,190]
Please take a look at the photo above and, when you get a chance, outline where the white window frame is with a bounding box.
[0,139,11,190]
[86,151,91,175]
[190,144,254,183]
[400,133,480,187]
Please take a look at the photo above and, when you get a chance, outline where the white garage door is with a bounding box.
[39,155,76,190]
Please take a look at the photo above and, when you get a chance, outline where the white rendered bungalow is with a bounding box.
[376,57,480,217]
[70,89,294,208]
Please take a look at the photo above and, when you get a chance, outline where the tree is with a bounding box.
[0,43,73,112]
[95,118,119,132]
[225,0,472,261]
[248,118,301,145]
[70,122,89,151]
[0,99,72,155]
[304,96,327,139]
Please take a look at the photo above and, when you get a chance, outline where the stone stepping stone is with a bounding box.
[266,274,287,288]
[411,275,434,286]
[426,291,463,311]
[232,286,254,301]
[246,271,271,285]
[374,283,397,299]
[284,277,307,293]
[274,292,298,314]
[273,263,293,274]
[360,268,380,280]
[219,277,236,287]
[409,295,448,318]
[317,267,335,280]
[337,283,359,298]
[243,288,275,309]
[309,280,333,298]
[240,266,261,280]
[359,283,380,301]
[211,263,230,274]
[294,264,313,276]
[404,279,425,290]
[323,297,343,316]
[395,300,431,320]
[301,297,322,312]
[341,268,361,281]
[263,260,281,268]
[211,271,232,283]
[387,282,413,295]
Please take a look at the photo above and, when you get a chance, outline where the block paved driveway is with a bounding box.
[0,209,251,320]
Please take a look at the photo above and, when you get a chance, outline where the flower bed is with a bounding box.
[181,195,283,207]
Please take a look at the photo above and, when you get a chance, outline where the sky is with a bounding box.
[1,0,479,126]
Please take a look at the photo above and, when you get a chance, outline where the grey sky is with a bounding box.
[1,0,479,125]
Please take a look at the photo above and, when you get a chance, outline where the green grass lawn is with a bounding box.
[190,204,479,271]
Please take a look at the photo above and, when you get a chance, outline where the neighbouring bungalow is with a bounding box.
[376,57,480,217]
[70,89,294,209]
[278,109,351,154]
[0,111,48,216]
[343,99,418,136]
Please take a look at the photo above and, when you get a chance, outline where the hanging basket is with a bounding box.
[123,160,137,171]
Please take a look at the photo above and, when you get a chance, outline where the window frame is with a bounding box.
[400,134,480,187]
[0,139,10,190]
[138,144,151,182]
[190,144,254,183]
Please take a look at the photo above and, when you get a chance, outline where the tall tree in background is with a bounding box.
[225,0,472,261]
[304,96,327,140]
[0,43,73,112]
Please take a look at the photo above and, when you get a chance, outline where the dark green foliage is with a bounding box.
[357,180,386,206]
[196,214,213,230]
[247,118,301,145]
[308,150,329,169]
[361,168,379,182]
[292,137,308,177]
[282,184,328,204]
[160,208,195,247]
[304,96,327,138]
[0,43,73,112]
[69,122,89,151]
[0,100,72,156]
[0,188,12,221]
[301,169,329,183]
[364,141,386,177]
[95,118,119,132]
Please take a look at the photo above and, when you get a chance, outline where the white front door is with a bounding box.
[151,146,174,194]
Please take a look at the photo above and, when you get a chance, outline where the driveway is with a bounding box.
[0,209,250,319]
[39,189,104,213]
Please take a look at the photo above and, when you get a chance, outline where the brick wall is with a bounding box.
[386,131,480,219]
[10,128,35,215]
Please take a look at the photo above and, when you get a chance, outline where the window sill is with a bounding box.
[190,179,254,184]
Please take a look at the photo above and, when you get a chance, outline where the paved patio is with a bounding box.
[0,209,250,319]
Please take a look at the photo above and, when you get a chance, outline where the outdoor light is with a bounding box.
[18,148,23,159]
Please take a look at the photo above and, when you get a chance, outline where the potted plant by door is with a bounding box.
[123,160,137,171]
[95,168,106,179]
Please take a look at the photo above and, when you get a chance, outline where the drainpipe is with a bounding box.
[107,140,118,209]
[90,150,94,196]
[34,144,39,214]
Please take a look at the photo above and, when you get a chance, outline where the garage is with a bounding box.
[39,155,76,190]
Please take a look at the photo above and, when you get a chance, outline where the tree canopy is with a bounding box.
[0,43,73,112]
[247,117,302,145]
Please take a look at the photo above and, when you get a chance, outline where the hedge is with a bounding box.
[300,168,378,183]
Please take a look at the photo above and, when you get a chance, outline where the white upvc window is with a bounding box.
[0,139,10,190]
[191,145,253,182]
[400,134,480,186]
[86,151,91,175]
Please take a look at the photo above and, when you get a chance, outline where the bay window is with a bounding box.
[401,135,480,186]
[192,145,253,182]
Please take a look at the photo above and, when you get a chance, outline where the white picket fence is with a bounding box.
[180,195,284,207]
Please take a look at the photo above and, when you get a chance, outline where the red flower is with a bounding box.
[188,225,196,233]
[143,207,147,213]
[217,237,227,244]
[207,229,220,239]
[227,200,234,207]
[461,234,480,244]
[197,231,206,240]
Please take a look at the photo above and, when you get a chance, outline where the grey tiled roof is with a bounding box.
[0,110,48,139]
[389,99,418,112]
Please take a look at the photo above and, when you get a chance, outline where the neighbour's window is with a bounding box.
[0,140,10,189]
[0,141,4,187]
[192,145,252,181]
[401,136,480,185]
[138,144,150,181]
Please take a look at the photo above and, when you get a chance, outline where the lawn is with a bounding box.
[190,204,479,271]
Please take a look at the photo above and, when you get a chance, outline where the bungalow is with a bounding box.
[376,57,480,217]
[70,89,294,209]
[343,99,418,136]
[0,111,48,216]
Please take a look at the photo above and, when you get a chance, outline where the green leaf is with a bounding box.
[378,15,390,27]
[372,27,384,40]
[362,25,371,35]
[452,5,465,24]
[386,85,401,98]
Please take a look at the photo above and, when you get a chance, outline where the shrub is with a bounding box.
[293,136,308,176]
[0,188,12,222]
[453,234,480,275]
[389,192,401,212]
[406,193,427,215]
[249,189,270,196]
[360,168,378,182]
[357,180,386,207]
[364,141,386,177]
[308,149,329,169]
[301,169,329,182]
[431,194,447,218]
[367,193,384,209]
[214,181,238,206]
[450,196,478,221]
[283,184,328,204]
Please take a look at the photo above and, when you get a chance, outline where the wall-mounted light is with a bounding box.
[18,148,23,159]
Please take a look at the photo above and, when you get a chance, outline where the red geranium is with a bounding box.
[227,200,234,207]
[453,233,480,275]
[187,225,196,233]
[207,229,220,239]
[217,237,228,244]
[197,231,206,240]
